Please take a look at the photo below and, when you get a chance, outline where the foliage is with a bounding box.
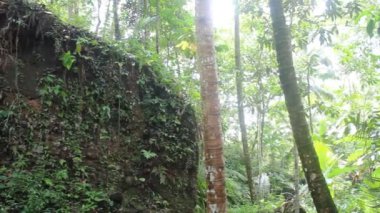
[0,166,109,212]
[59,51,76,70]
[2,0,380,211]
[0,2,198,211]
[229,195,283,213]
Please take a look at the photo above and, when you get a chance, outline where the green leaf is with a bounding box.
[366,19,375,37]
[159,173,166,184]
[328,166,355,178]
[318,120,328,136]
[75,42,82,55]
[0,110,12,119]
[101,105,111,119]
[53,85,61,95]
[0,184,6,191]
[59,159,66,166]
[347,149,365,162]
[59,51,76,70]
[91,40,99,46]
[315,141,336,171]
[56,169,68,180]
[44,178,54,186]
[372,168,380,179]
[364,168,380,189]
[141,150,157,159]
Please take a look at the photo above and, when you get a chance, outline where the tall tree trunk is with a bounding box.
[143,0,149,48]
[113,0,121,40]
[195,0,227,212]
[294,144,300,213]
[234,0,254,203]
[102,0,111,37]
[269,0,338,212]
[175,49,181,77]
[155,0,160,54]
[95,0,102,35]
[307,67,313,133]
[257,77,266,179]
[68,0,78,21]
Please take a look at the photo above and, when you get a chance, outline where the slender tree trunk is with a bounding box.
[155,0,160,54]
[102,0,111,37]
[234,0,255,203]
[143,0,149,48]
[307,67,313,133]
[73,0,79,16]
[175,49,181,77]
[294,144,300,213]
[257,100,266,201]
[113,0,121,40]
[195,0,227,212]
[68,0,78,21]
[255,106,262,172]
[166,40,170,67]
[258,81,266,176]
[95,0,102,35]
[269,0,338,212]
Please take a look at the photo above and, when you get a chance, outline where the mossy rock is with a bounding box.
[0,1,198,212]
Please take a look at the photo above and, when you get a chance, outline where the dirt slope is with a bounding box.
[0,1,198,212]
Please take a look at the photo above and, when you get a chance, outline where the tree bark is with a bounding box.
[257,78,267,183]
[155,0,160,54]
[307,66,313,133]
[95,0,102,35]
[143,0,149,48]
[68,0,79,21]
[102,0,111,37]
[234,0,255,203]
[195,0,227,212]
[294,144,300,213]
[113,0,121,40]
[269,0,338,212]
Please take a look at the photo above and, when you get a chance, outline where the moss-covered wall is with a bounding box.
[0,1,198,212]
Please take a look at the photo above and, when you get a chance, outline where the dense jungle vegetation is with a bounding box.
[0,0,379,212]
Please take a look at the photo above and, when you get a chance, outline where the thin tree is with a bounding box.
[95,0,102,35]
[113,0,121,40]
[294,144,300,213]
[67,0,79,22]
[155,0,160,54]
[307,65,313,133]
[269,0,338,212]
[142,0,149,47]
[195,0,227,212]
[102,0,111,38]
[234,0,255,203]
